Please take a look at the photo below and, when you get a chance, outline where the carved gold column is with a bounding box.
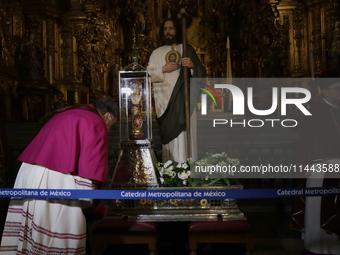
[63,0,87,81]
[0,1,22,120]
[46,19,55,84]
[275,1,309,77]
[275,1,294,76]
[22,1,59,86]
[324,0,340,69]
[155,0,162,22]
[61,1,89,104]
[314,2,322,74]
[292,3,305,76]
[74,86,79,104]
[60,18,73,80]
[326,0,340,32]
[307,1,322,75]
[146,0,157,44]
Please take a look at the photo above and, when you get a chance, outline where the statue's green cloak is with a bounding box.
[156,44,206,144]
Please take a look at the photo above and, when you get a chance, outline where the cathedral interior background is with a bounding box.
[1,0,339,123]
[0,0,340,253]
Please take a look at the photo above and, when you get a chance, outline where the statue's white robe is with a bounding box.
[147,44,197,163]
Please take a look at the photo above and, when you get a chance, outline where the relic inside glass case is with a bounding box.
[108,55,245,222]
[119,75,150,141]
[111,55,158,188]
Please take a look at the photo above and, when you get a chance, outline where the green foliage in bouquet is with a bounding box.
[156,152,239,187]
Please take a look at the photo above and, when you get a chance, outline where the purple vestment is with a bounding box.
[18,105,109,184]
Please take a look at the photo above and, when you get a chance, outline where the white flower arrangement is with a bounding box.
[156,159,191,187]
[156,152,239,187]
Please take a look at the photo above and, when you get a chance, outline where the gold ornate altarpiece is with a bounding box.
[0,0,339,122]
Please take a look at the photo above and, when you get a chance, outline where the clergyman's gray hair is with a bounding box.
[93,97,119,120]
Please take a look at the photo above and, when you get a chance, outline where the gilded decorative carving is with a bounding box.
[145,0,155,24]
[46,19,54,56]
[326,0,340,27]
[74,86,79,104]
[227,0,289,78]
[0,0,338,121]
[199,0,290,78]
[70,0,83,5]
[269,0,282,27]
[293,3,305,75]
[324,0,340,70]
[60,16,72,78]
[2,80,18,97]
[111,141,159,188]
[0,0,23,67]
[126,34,154,69]
[312,4,322,74]
[0,0,22,121]
[1,80,18,121]
[16,32,45,82]
[26,15,42,44]
[75,6,117,95]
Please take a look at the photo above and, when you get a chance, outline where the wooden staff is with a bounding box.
[182,17,191,159]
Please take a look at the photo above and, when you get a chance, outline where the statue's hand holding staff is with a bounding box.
[181,57,193,69]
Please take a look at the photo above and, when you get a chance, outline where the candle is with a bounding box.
[49,55,53,84]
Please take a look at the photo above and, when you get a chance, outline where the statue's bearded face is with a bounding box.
[163,20,177,45]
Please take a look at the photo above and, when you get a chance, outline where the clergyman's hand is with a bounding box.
[162,62,180,73]
[181,57,194,69]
